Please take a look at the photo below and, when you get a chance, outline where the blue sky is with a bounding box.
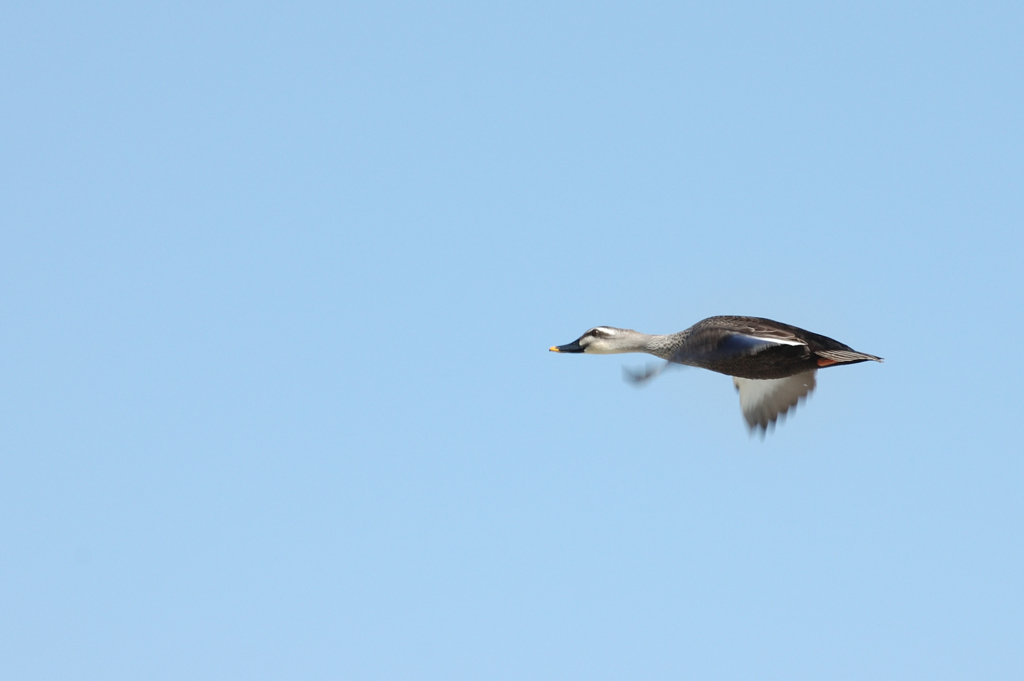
[2,2,1022,679]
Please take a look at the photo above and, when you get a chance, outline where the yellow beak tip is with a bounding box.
[549,346,560,352]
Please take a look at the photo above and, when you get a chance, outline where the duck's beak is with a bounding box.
[550,339,585,353]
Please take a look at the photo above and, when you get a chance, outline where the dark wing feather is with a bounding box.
[701,316,809,344]
[667,320,807,366]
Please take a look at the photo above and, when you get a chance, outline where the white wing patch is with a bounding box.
[732,371,817,432]
[742,334,805,347]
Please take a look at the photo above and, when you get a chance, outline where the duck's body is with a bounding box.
[550,316,882,433]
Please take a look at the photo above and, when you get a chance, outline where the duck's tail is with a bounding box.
[815,349,884,367]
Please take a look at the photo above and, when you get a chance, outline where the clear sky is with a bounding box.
[3,2,1022,679]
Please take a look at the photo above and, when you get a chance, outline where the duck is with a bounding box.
[550,316,882,433]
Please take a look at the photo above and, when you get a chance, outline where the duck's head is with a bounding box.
[549,327,638,354]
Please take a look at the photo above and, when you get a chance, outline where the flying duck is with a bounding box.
[550,316,882,433]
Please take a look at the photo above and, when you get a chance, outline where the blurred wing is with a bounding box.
[732,371,816,432]
[623,361,674,385]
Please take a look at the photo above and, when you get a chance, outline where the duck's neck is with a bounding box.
[612,330,677,359]
[643,333,680,360]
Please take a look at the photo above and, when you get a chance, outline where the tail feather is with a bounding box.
[816,349,883,364]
